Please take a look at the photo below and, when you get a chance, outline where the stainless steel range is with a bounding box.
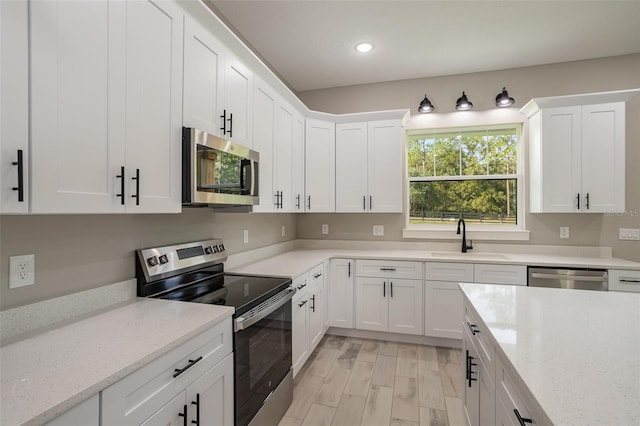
[136,239,294,426]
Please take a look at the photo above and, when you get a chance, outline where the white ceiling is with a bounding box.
[209,0,640,93]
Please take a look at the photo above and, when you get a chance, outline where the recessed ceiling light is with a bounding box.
[356,42,373,53]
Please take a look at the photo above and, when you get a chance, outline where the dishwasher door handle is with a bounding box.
[530,272,606,282]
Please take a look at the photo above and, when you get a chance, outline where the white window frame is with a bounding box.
[403,123,529,241]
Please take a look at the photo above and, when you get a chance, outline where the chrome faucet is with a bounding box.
[456,219,473,253]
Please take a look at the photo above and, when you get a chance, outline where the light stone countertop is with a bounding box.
[459,283,640,426]
[227,247,640,278]
[0,298,234,426]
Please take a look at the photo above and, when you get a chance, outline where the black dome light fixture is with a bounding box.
[495,87,515,107]
[418,94,435,113]
[455,91,473,111]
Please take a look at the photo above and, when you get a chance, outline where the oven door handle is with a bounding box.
[234,288,296,332]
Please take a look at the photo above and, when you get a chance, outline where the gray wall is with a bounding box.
[297,54,640,262]
[0,211,296,310]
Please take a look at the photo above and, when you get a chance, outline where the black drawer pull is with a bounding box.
[310,294,315,312]
[620,278,640,283]
[467,321,480,335]
[298,299,307,307]
[173,356,203,378]
[380,268,396,272]
[297,283,307,290]
[466,350,477,387]
[313,273,322,279]
[514,409,533,425]
[11,149,24,202]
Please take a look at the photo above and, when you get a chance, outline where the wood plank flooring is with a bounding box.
[279,335,465,426]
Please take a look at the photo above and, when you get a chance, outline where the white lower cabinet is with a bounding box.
[328,259,355,328]
[608,269,640,292]
[292,263,327,377]
[101,318,233,426]
[355,260,423,335]
[45,394,99,426]
[474,264,527,286]
[424,263,473,339]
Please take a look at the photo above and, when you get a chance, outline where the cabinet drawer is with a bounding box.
[425,262,474,282]
[496,355,535,426]
[308,263,325,288]
[474,264,526,286]
[464,305,495,383]
[609,269,640,293]
[292,271,309,295]
[101,317,232,426]
[356,259,423,279]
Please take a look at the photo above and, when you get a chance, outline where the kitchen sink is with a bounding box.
[427,252,509,260]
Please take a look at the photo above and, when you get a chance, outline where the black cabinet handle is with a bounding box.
[370,195,372,210]
[11,149,24,202]
[313,273,322,279]
[467,321,479,335]
[348,262,351,277]
[310,294,315,312]
[280,191,283,208]
[178,404,188,426]
[191,394,200,425]
[116,166,125,205]
[227,112,233,137]
[514,409,533,425]
[390,281,393,298]
[466,350,477,387]
[307,195,311,210]
[220,109,227,134]
[298,299,307,307]
[576,193,580,210]
[297,283,307,290]
[380,268,396,272]
[363,195,366,210]
[383,281,386,297]
[131,168,140,205]
[585,192,590,210]
[296,194,300,209]
[173,356,203,378]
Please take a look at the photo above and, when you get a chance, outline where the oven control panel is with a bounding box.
[137,239,227,281]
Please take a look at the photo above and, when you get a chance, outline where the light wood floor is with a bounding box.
[278,335,466,426]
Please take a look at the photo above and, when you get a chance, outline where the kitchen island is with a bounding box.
[459,283,640,425]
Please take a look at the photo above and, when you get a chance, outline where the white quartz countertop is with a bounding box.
[0,298,234,426]
[459,283,640,426]
[227,248,640,278]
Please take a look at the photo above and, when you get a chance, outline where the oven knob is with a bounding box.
[158,254,169,264]
[146,256,158,267]
[204,246,213,255]
[218,244,225,252]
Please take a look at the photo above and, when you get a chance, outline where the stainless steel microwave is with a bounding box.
[182,127,259,207]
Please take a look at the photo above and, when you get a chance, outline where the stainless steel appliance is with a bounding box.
[136,239,294,426]
[182,127,259,207]
[528,266,608,291]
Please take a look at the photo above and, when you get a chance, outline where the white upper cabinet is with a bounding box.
[292,113,306,212]
[305,119,335,212]
[274,100,295,211]
[223,55,253,147]
[522,90,638,213]
[183,16,225,137]
[335,119,403,213]
[29,0,182,214]
[1,0,29,214]
[251,79,276,212]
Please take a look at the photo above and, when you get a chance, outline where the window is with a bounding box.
[407,126,521,230]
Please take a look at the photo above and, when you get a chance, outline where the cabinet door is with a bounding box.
[275,101,294,211]
[139,392,186,426]
[308,284,324,352]
[335,122,368,212]
[388,278,423,335]
[292,113,306,212]
[30,0,126,213]
[305,119,335,212]
[581,102,625,213]
[424,280,463,339]
[538,107,582,212]
[367,120,403,213]
[224,55,253,147]
[355,277,387,332]
[186,353,234,426]
[125,0,182,213]
[183,16,225,137]
[1,0,29,213]
[463,331,480,426]
[292,292,309,377]
[46,394,99,426]
[251,80,276,212]
[478,361,496,426]
[328,259,354,328]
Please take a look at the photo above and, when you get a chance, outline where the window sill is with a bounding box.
[402,228,530,241]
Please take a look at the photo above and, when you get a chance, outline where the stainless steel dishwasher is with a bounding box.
[528,267,608,291]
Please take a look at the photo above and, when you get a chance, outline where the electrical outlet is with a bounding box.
[322,224,329,235]
[619,228,640,240]
[373,225,384,236]
[560,227,570,239]
[281,225,286,237]
[243,229,249,244]
[9,254,35,288]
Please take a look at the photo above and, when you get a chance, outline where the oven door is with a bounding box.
[182,127,259,206]
[234,290,293,426]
